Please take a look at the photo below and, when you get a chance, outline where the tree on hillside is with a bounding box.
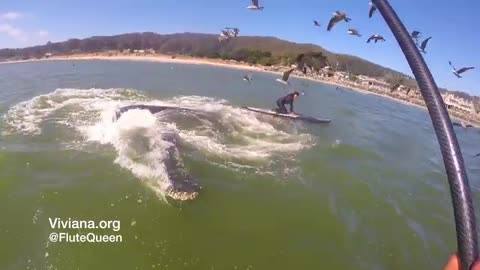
[304,52,329,72]
[386,74,406,92]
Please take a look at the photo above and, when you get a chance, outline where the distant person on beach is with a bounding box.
[275,91,300,114]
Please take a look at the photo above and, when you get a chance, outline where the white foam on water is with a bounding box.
[3,88,315,198]
[3,88,143,135]
[83,107,182,197]
[147,95,314,161]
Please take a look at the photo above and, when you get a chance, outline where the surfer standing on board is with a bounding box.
[275,91,300,114]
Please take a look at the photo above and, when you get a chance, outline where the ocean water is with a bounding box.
[0,60,479,270]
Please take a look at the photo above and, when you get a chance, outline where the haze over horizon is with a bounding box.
[0,0,478,95]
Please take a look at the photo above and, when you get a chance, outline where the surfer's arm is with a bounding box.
[289,102,294,114]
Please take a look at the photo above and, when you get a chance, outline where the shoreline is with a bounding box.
[1,53,478,127]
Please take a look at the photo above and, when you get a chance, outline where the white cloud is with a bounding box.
[0,23,27,41]
[0,12,51,47]
[37,30,48,37]
[0,11,23,21]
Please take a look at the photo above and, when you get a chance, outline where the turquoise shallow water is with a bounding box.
[1,60,480,269]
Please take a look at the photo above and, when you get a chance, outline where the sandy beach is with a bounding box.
[0,54,265,72]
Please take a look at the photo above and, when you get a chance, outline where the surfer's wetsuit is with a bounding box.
[276,93,296,114]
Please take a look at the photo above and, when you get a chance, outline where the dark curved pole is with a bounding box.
[371,0,478,269]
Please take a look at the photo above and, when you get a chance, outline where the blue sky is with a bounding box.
[1,0,479,94]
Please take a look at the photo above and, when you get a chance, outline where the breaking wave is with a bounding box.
[3,88,315,198]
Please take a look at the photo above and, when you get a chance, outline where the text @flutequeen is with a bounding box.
[48,217,122,244]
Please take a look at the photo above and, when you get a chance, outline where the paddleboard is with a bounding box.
[242,106,331,124]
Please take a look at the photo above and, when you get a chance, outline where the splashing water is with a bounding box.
[3,88,315,199]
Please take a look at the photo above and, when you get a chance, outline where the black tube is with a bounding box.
[371,0,478,269]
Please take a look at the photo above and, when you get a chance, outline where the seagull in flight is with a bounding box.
[449,61,475,78]
[243,73,253,83]
[419,37,432,54]
[369,2,377,18]
[247,0,264,10]
[327,11,351,31]
[313,20,321,27]
[411,31,421,45]
[348,28,362,37]
[367,34,385,43]
[276,68,295,85]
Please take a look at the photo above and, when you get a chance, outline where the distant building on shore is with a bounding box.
[357,75,390,92]
[442,93,476,115]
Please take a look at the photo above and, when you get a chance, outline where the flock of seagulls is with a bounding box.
[324,8,386,45]
[228,0,475,85]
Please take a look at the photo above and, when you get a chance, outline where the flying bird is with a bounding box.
[367,34,385,43]
[449,61,475,78]
[347,28,362,37]
[243,73,253,83]
[327,11,351,31]
[247,0,264,10]
[276,68,295,85]
[419,37,432,54]
[313,20,321,27]
[411,31,421,45]
[369,2,377,18]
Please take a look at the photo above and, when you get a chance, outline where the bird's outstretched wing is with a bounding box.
[283,68,295,81]
[327,15,340,31]
[369,3,377,18]
[420,37,432,53]
[457,67,475,74]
